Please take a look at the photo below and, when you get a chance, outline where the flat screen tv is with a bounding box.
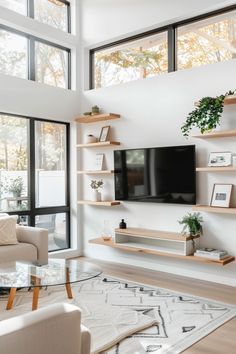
[114,145,196,205]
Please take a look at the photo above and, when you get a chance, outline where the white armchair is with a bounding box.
[0,225,48,265]
[0,303,91,354]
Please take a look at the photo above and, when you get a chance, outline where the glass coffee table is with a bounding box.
[0,259,102,311]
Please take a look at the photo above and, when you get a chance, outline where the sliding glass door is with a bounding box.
[0,113,70,251]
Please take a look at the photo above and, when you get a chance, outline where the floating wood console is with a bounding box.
[77,141,120,148]
[75,113,120,124]
[89,237,234,266]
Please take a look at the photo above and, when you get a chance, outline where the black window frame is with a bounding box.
[0,24,71,89]
[89,4,236,89]
[0,112,71,252]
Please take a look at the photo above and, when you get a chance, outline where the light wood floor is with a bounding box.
[80,257,236,354]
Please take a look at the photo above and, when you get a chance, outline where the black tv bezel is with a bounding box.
[114,144,196,205]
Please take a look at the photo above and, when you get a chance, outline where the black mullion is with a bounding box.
[66,211,70,248]
[66,123,70,207]
[29,38,35,81]
[34,206,70,215]
[28,0,34,18]
[67,50,71,89]
[168,26,176,73]
[67,2,71,34]
[89,51,95,89]
[29,118,36,227]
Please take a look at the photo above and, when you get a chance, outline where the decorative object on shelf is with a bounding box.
[194,248,228,260]
[210,183,233,208]
[208,151,232,167]
[178,213,203,237]
[94,153,104,171]
[99,126,110,142]
[90,179,104,202]
[83,111,92,116]
[85,134,97,144]
[101,220,112,241]
[181,89,236,138]
[119,219,127,229]
[92,105,100,115]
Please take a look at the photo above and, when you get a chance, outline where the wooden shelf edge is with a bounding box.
[89,238,235,266]
[114,227,199,241]
[196,167,236,172]
[77,170,114,175]
[77,141,120,148]
[194,94,236,107]
[77,200,120,206]
[193,205,236,214]
[75,113,120,123]
[193,129,236,139]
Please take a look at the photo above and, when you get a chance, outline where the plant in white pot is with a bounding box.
[90,179,104,202]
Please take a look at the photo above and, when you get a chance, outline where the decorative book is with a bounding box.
[194,248,228,260]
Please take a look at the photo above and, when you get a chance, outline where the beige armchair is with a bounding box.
[0,303,91,354]
[0,225,48,265]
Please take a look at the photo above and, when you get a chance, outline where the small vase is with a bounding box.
[85,135,97,144]
[101,220,112,241]
[91,189,101,202]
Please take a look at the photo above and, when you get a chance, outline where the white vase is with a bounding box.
[91,190,101,202]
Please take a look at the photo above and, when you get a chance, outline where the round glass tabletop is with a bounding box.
[0,259,102,288]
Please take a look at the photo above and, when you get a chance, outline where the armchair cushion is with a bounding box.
[0,216,18,246]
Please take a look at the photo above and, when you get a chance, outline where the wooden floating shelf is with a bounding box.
[89,238,234,266]
[196,166,236,172]
[77,170,114,175]
[77,141,120,148]
[75,113,120,124]
[193,205,236,214]
[193,129,236,139]
[195,94,236,107]
[77,200,120,206]
[115,227,199,241]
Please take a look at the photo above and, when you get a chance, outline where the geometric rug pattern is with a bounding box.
[1,275,236,354]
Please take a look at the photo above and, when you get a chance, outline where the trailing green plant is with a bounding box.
[181,90,236,138]
[4,176,24,197]
[178,212,203,236]
[90,179,103,190]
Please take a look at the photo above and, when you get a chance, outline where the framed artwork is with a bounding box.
[94,153,104,170]
[99,126,110,142]
[210,184,233,208]
[208,152,232,167]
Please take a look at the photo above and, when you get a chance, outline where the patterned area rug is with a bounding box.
[0,276,236,354]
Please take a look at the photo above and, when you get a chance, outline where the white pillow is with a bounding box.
[0,215,18,245]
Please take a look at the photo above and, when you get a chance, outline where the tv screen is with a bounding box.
[114,145,196,205]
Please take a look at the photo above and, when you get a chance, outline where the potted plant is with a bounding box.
[90,179,104,201]
[5,177,24,198]
[178,212,203,237]
[181,90,235,138]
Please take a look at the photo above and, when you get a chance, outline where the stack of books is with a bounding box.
[194,248,228,260]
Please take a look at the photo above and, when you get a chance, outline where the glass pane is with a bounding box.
[35,41,68,88]
[18,215,29,225]
[94,31,168,89]
[177,10,236,70]
[35,121,66,207]
[35,213,68,251]
[0,0,27,15]
[0,115,29,212]
[0,29,28,79]
[34,0,68,32]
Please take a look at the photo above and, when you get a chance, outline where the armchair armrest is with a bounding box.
[16,225,48,265]
[0,303,84,354]
[81,324,91,354]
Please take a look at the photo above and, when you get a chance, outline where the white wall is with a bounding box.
[79,0,236,286]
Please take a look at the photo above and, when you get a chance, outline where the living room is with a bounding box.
[0,0,236,353]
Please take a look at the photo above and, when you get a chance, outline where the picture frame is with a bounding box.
[94,153,104,171]
[210,183,233,208]
[208,151,232,167]
[99,126,110,142]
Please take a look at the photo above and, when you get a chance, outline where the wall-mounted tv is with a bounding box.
[114,145,196,205]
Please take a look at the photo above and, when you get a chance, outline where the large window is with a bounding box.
[0,25,71,89]
[0,0,70,33]
[93,32,168,89]
[90,6,236,89]
[0,113,70,252]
